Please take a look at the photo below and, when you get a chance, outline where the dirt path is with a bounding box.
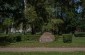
[0,48,85,52]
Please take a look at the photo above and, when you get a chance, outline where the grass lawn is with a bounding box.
[0,52,85,55]
[3,36,85,48]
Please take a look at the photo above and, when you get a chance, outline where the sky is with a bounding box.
[75,5,83,13]
[73,0,83,13]
[73,0,81,3]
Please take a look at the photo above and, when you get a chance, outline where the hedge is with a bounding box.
[74,32,85,37]
[63,34,73,43]
[0,34,41,43]
[22,35,41,41]
[0,34,21,43]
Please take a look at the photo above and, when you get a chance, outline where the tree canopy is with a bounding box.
[0,0,85,34]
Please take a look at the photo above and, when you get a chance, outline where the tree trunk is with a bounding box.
[31,25,36,35]
[6,27,9,34]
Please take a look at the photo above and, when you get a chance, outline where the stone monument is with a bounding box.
[39,32,55,43]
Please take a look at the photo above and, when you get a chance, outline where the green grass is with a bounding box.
[2,36,85,48]
[0,52,85,55]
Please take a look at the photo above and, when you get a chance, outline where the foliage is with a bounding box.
[2,18,13,34]
[22,34,41,41]
[24,4,43,34]
[0,35,85,47]
[63,34,73,43]
[25,5,37,24]
[42,18,64,34]
[0,34,22,45]
[3,18,13,27]
[0,0,85,34]
[74,32,85,37]
[42,22,52,32]
[0,34,41,45]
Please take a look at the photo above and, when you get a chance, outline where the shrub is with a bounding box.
[63,34,72,43]
[0,34,17,46]
[22,35,41,41]
[0,35,7,43]
[0,35,11,46]
[6,35,16,43]
[0,34,22,43]
[0,34,12,42]
[0,34,41,44]
[16,35,22,42]
[74,32,85,37]
[9,34,23,42]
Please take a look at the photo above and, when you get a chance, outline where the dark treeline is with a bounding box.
[0,0,85,34]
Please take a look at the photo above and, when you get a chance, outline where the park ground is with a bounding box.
[0,35,85,55]
[0,36,85,48]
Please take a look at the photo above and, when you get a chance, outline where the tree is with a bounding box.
[42,18,64,34]
[0,0,25,33]
[3,18,13,34]
[24,5,38,34]
[0,0,85,34]
[51,18,64,34]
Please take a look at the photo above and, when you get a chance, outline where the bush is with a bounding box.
[63,34,72,43]
[0,34,22,43]
[6,35,17,43]
[16,35,22,42]
[0,35,7,43]
[74,32,85,37]
[0,34,41,44]
[0,34,17,46]
[0,35,10,46]
[22,35,41,41]
[0,35,10,43]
